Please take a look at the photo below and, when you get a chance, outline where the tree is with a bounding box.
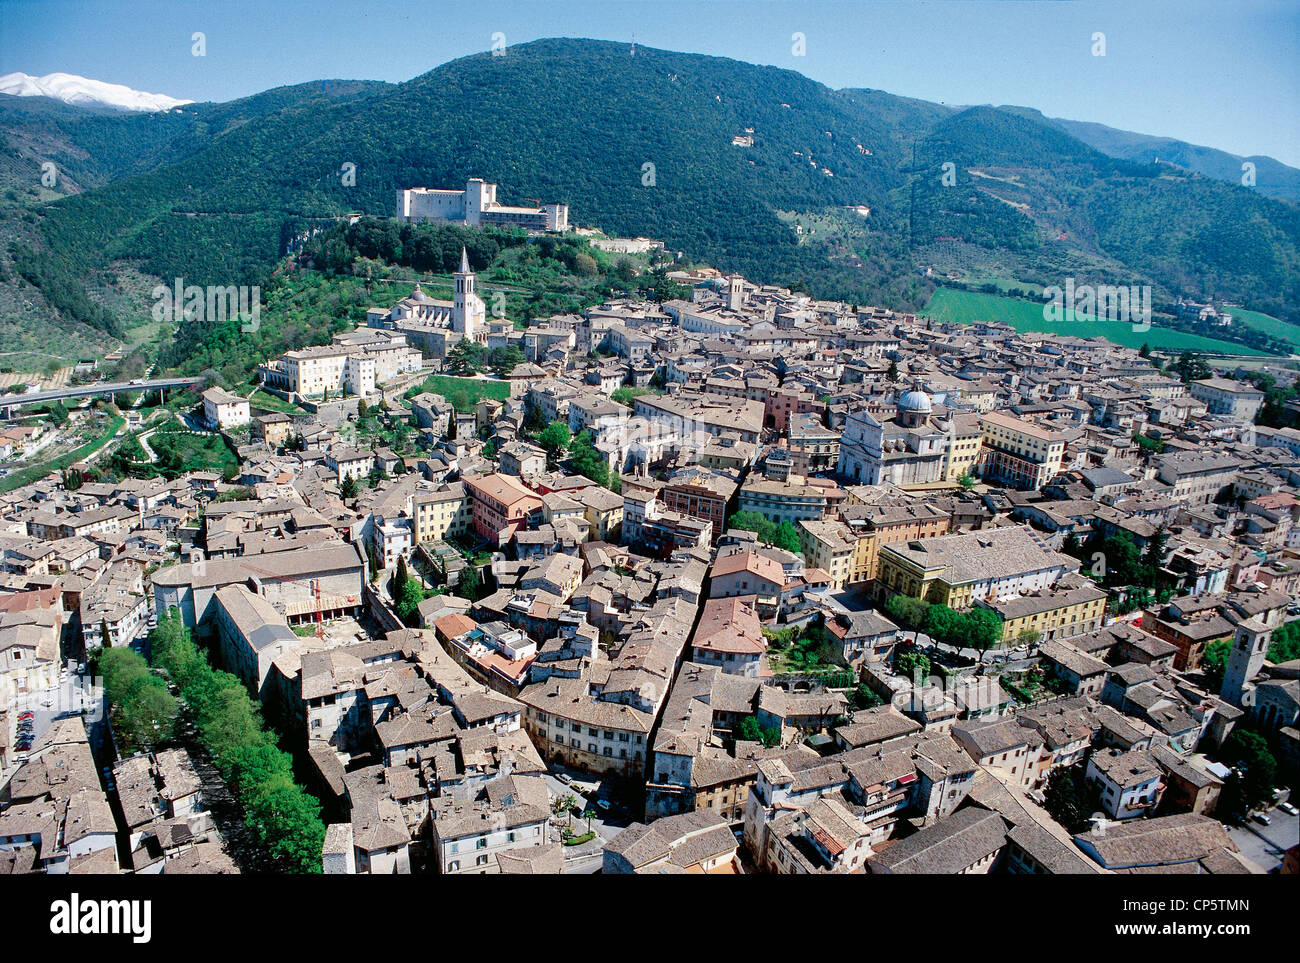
[886,360,899,383]
[341,474,358,499]
[1219,730,1277,813]
[1042,764,1093,834]
[884,594,930,630]
[537,421,571,462]
[488,345,525,377]
[957,472,976,490]
[737,715,763,743]
[568,430,610,487]
[395,577,427,626]
[772,520,802,554]
[895,650,930,682]
[1267,620,1300,664]
[458,565,483,602]
[963,608,1005,662]
[357,398,369,420]
[1140,525,1169,588]
[1017,628,1042,650]
[727,510,776,545]
[49,400,69,426]
[851,684,882,710]
[924,604,961,646]
[1201,638,1231,691]
[446,339,488,375]
[1062,530,1082,558]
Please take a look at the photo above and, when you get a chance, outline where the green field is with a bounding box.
[407,374,512,413]
[923,288,1273,356]
[1221,307,1300,351]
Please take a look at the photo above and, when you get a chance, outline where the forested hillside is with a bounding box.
[2,37,1297,376]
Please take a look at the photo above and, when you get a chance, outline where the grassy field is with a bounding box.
[149,429,238,476]
[0,413,124,494]
[922,288,1273,356]
[1221,307,1300,351]
[408,374,512,412]
[247,387,308,416]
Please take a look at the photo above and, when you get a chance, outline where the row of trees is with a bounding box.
[884,594,1005,661]
[445,341,525,377]
[99,645,179,752]
[148,610,326,873]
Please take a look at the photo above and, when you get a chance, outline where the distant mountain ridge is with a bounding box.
[996,107,1300,204]
[1,39,1297,367]
[0,72,192,112]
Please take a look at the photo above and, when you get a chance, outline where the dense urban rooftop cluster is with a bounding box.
[1,246,1298,876]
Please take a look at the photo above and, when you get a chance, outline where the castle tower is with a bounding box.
[453,247,485,340]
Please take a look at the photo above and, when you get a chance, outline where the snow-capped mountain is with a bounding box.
[0,72,192,112]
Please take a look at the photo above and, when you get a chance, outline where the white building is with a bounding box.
[397,178,569,232]
[201,387,250,430]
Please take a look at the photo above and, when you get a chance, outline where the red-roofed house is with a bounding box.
[690,596,767,677]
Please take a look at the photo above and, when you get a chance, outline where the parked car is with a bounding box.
[1278,802,1299,817]
[18,711,33,721]
[1251,811,1272,826]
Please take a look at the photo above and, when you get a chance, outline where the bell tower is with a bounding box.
[453,247,485,339]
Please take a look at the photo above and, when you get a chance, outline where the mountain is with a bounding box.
[2,39,1297,373]
[0,79,392,363]
[0,72,192,113]
[998,107,1300,204]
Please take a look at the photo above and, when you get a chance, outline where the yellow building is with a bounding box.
[944,412,985,482]
[413,483,471,544]
[978,412,1066,490]
[798,518,859,589]
[981,575,1107,644]
[875,525,1078,610]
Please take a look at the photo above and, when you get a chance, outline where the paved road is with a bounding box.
[1225,804,1299,872]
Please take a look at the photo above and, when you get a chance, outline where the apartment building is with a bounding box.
[413,483,471,544]
[978,411,1067,490]
[464,473,543,545]
[875,525,1078,610]
[1188,377,1264,423]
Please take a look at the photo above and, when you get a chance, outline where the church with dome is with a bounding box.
[836,385,954,487]
[365,247,489,357]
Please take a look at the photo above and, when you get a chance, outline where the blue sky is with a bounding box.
[2,0,1297,166]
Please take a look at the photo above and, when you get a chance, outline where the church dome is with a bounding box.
[897,389,932,414]
[411,284,429,303]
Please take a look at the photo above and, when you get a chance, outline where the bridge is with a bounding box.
[0,376,206,417]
